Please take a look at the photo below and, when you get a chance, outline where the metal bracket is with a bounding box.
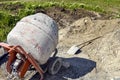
[0,43,46,80]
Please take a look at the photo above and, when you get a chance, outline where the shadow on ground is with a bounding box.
[30,57,96,80]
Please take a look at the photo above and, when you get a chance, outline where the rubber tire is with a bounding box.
[48,57,62,75]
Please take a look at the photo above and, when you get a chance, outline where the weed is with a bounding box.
[0,0,120,41]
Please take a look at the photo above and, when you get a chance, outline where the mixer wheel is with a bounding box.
[48,57,62,75]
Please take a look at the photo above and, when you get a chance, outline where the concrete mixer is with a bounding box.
[0,13,62,80]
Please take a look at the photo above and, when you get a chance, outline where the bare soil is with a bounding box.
[38,6,110,29]
[0,6,120,80]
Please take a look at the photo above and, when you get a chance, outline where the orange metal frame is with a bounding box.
[0,43,46,80]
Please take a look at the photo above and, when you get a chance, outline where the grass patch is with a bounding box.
[0,11,19,41]
[0,0,120,41]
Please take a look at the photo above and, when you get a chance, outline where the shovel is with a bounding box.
[67,36,102,55]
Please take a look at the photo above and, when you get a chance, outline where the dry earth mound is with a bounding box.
[58,17,120,80]
[0,7,120,80]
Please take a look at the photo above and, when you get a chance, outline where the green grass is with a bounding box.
[0,0,120,41]
[14,0,120,12]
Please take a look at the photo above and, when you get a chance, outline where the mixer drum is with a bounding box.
[7,13,58,65]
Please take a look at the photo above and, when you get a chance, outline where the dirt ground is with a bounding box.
[0,7,120,80]
[40,7,120,80]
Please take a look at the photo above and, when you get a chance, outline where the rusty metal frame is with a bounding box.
[0,42,46,80]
